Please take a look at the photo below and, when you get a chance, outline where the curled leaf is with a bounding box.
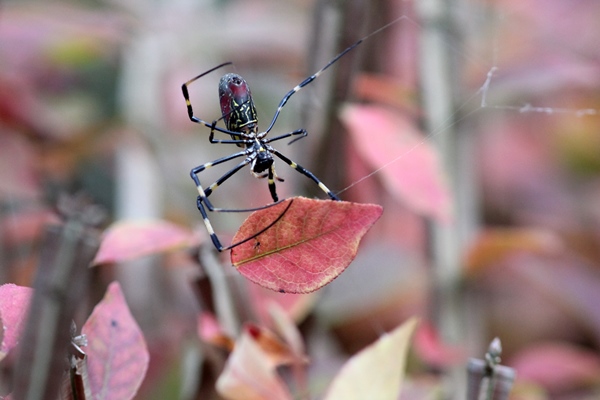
[230,197,383,293]
[244,323,305,368]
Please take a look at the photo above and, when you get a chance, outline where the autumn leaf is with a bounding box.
[464,228,561,277]
[230,197,383,293]
[353,73,416,112]
[245,282,317,326]
[198,312,235,352]
[268,302,305,358]
[245,323,306,368]
[511,342,600,393]
[323,317,418,400]
[216,325,293,400]
[92,220,200,266]
[82,282,149,400]
[340,104,450,222]
[413,320,466,368]
[509,256,600,347]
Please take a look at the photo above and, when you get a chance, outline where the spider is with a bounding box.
[183,18,400,252]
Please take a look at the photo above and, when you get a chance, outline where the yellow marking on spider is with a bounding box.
[203,218,216,234]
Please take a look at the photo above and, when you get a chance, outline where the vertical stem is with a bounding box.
[302,0,371,196]
[417,0,477,398]
[13,200,100,399]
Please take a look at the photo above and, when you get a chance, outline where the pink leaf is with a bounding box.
[197,311,223,341]
[324,317,418,400]
[0,284,33,360]
[511,342,600,393]
[197,312,234,351]
[413,321,466,367]
[0,209,57,246]
[216,326,293,400]
[246,282,317,326]
[82,282,149,400]
[93,220,200,265]
[231,197,383,293]
[340,104,451,222]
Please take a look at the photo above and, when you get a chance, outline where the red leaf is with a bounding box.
[413,321,466,367]
[340,104,451,222]
[82,282,149,400]
[0,284,33,361]
[230,197,383,293]
[216,326,293,400]
[511,342,600,393]
[93,220,200,265]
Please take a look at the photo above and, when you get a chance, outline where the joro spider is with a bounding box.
[183,18,401,252]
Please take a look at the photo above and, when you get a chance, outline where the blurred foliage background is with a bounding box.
[2,0,600,398]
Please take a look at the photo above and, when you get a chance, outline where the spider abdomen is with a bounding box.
[219,73,258,147]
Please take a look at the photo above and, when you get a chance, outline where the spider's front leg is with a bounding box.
[208,120,253,145]
[271,149,340,201]
[261,128,307,146]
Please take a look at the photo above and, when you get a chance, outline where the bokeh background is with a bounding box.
[2,0,600,398]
